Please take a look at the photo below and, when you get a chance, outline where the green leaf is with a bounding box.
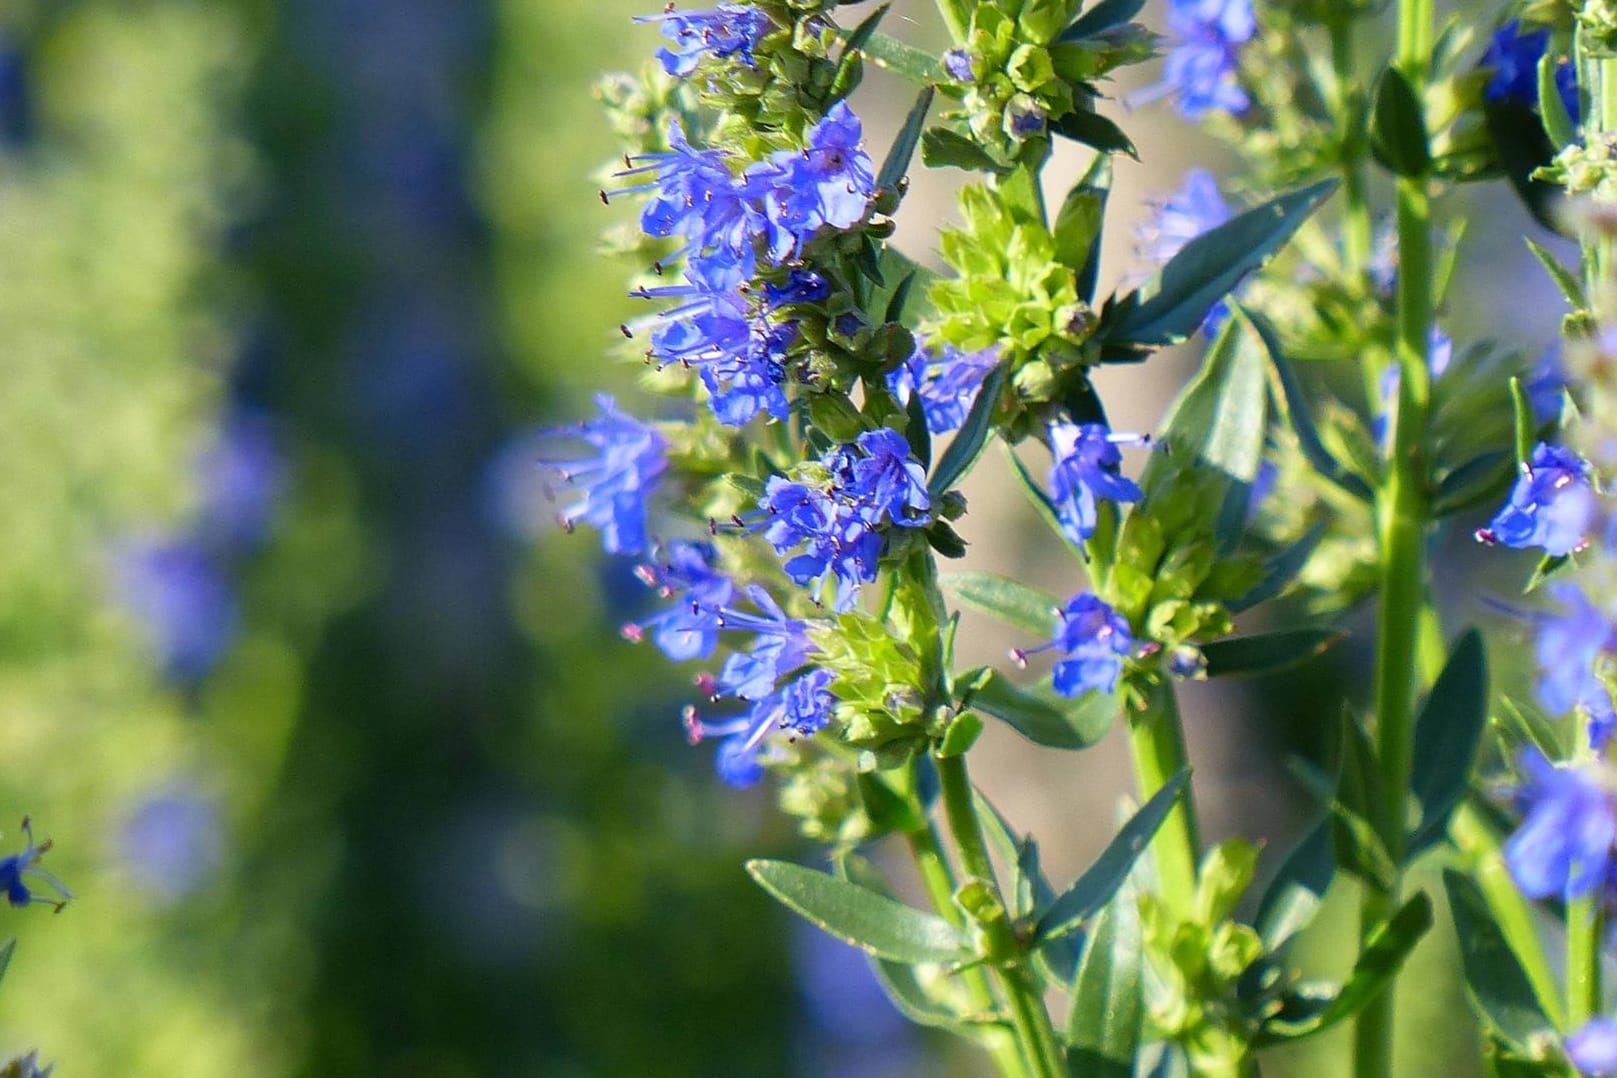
[1035,770,1190,941]
[1433,450,1514,519]
[1052,155,1111,282]
[1254,820,1333,951]
[0,938,15,990]
[937,711,984,757]
[1255,892,1433,1045]
[973,789,1081,979]
[1146,313,1264,488]
[1370,65,1432,177]
[961,668,1117,750]
[840,2,890,57]
[921,126,1010,174]
[746,859,969,963]
[849,29,941,87]
[1525,237,1585,310]
[1059,0,1147,41]
[1496,695,1566,761]
[1243,305,1373,501]
[1524,552,1573,594]
[928,364,1007,497]
[1510,376,1536,467]
[939,571,1060,637]
[1443,870,1558,1052]
[1538,53,1577,151]
[877,85,935,196]
[1049,108,1137,158]
[1408,629,1489,855]
[1005,446,1086,561]
[1229,521,1328,614]
[1200,628,1345,678]
[1101,179,1338,348]
[1064,886,1143,1076]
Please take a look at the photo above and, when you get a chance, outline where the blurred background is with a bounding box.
[0,0,1574,1075]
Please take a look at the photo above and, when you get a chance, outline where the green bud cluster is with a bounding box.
[1579,0,1617,55]
[1539,132,1617,195]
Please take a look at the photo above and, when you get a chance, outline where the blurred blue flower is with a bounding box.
[197,410,284,552]
[688,668,836,787]
[887,338,1000,435]
[1147,0,1256,119]
[541,395,668,556]
[624,540,737,662]
[1476,442,1597,557]
[120,786,224,901]
[0,819,70,912]
[1047,420,1144,545]
[2,1050,54,1078]
[1570,1018,1617,1077]
[116,537,240,684]
[1137,169,1234,332]
[1046,594,1134,697]
[1483,20,1579,121]
[791,919,914,1078]
[1504,751,1617,899]
[638,4,774,79]
[1531,583,1616,745]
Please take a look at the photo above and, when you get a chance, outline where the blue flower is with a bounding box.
[1047,420,1144,545]
[685,668,836,787]
[844,428,931,527]
[121,785,223,901]
[1476,442,1597,557]
[1531,583,1616,745]
[623,541,736,662]
[0,818,70,911]
[1483,20,1579,122]
[1504,751,1617,900]
[711,585,816,700]
[116,537,239,684]
[637,4,774,79]
[887,338,1000,435]
[542,395,667,556]
[197,410,284,552]
[1044,594,1135,697]
[762,102,876,250]
[1137,169,1234,332]
[1569,1018,1617,1077]
[758,476,880,611]
[942,47,974,83]
[1151,0,1256,120]
[1,1051,54,1078]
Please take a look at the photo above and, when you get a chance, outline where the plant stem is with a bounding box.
[1328,13,1372,289]
[1355,3,1434,1077]
[1569,896,1605,1028]
[1127,680,1201,920]
[936,753,1067,1078]
[906,816,1027,1077]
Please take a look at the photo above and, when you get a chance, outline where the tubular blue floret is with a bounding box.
[1048,594,1136,697]
[542,394,668,556]
[845,428,931,527]
[636,4,775,79]
[1483,20,1580,122]
[762,102,876,250]
[1503,751,1617,900]
[1569,1019,1617,1077]
[1532,582,1617,746]
[1151,0,1256,120]
[688,668,836,787]
[887,338,1000,436]
[1476,442,1598,557]
[1047,420,1145,545]
[1137,169,1232,266]
[0,818,71,912]
[624,540,736,661]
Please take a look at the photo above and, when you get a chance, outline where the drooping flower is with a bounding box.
[1047,420,1144,545]
[686,667,837,787]
[115,537,240,684]
[637,4,774,79]
[0,818,70,911]
[1015,594,1136,697]
[762,102,876,251]
[1152,0,1256,120]
[1504,751,1617,900]
[542,395,668,556]
[887,339,1000,435]
[1569,1018,1617,1077]
[1482,20,1580,122]
[1475,442,1598,557]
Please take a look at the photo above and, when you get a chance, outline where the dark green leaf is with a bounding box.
[1200,628,1345,678]
[1496,695,1566,761]
[1145,312,1266,503]
[1538,53,1577,150]
[905,384,933,471]
[1102,180,1338,348]
[1433,450,1513,518]
[1486,100,1567,236]
[928,364,1007,497]
[1510,376,1536,467]
[1064,887,1143,1076]
[1524,552,1573,594]
[1243,305,1374,501]
[939,571,1060,637]
[1408,629,1489,855]
[1525,237,1585,310]
[847,28,940,87]
[1059,0,1147,41]
[884,269,920,325]
[877,85,935,196]
[840,2,890,56]
[1229,522,1328,614]
[746,859,969,963]
[922,126,1009,174]
[1443,870,1557,1051]
[937,711,984,757]
[1049,108,1137,158]
[1370,65,1431,177]
[1035,771,1190,941]
[1255,820,1334,950]
[962,668,1117,750]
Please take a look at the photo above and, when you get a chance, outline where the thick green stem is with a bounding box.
[1355,4,1434,1077]
[906,820,1026,1077]
[1127,681,1201,919]
[936,753,1066,1078]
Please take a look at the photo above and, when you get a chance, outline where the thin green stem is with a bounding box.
[1329,14,1372,290]
[1127,680,1201,920]
[1355,3,1434,1077]
[1568,896,1605,1028]
[936,753,1066,1078]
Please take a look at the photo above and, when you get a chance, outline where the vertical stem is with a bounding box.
[936,753,1066,1078]
[1329,14,1372,290]
[906,819,1027,1077]
[1126,680,1201,919]
[1355,3,1434,1077]
[1568,896,1605,1028]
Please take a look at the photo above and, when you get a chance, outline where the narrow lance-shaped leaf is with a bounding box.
[939,571,1060,637]
[1525,236,1585,310]
[1065,886,1143,1077]
[1005,444,1088,564]
[1101,179,1338,348]
[877,85,934,196]
[960,668,1117,750]
[1050,108,1137,159]
[1443,870,1558,1052]
[1035,770,1190,941]
[1369,65,1432,177]
[746,859,969,963]
[1539,53,1577,151]
[1059,0,1147,42]
[1254,820,1333,951]
[928,364,1007,497]
[1228,521,1328,614]
[1509,376,1535,467]
[840,3,891,60]
[851,29,944,86]
[1408,629,1489,855]
[1200,628,1345,679]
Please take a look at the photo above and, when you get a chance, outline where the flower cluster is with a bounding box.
[886,338,1000,436]
[1482,20,1580,121]
[541,395,669,557]
[1047,419,1144,546]
[637,4,774,80]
